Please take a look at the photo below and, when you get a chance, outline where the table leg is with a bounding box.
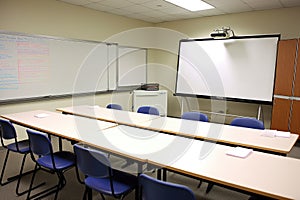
[135,162,143,200]
[163,169,167,181]
[59,137,63,151]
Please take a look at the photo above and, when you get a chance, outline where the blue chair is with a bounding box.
[181,111,209,122]
[106,103,122,110]
[230,117,265,130]
[26,129,77,200]
[0,119,44,196]
[139,174,196,200]
[137,106,159,116]
[73,143,137,200]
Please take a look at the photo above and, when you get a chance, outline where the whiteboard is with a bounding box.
[118,46,147,87]
[175,35,280,104]
[108,44,118,90]
[0,32,116,101]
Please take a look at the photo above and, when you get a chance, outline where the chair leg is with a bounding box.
[100,193,105,200]
[58,171,66,189]
[26,163,39,200]
[16,154,28,196]
[83,186,88,200]
[16,153,37,196]
[26,166,66,200]
[206,182,214,193]
[0,150,45,196]
[75,163,84,184]
[197,179,203,188]
[34,171,66,200]
[0,150,13,186]
[54,172,63,200]
[88,187,93,200]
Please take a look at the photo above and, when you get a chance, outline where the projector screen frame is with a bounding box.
[174,34,281,105]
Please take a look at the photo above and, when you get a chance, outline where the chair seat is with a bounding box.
[7,140,30,153]
[37,151,75,170]
[85,169,137,196]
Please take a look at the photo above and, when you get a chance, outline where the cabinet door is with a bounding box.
[271,98,291,131]
[290,100,300,135]
[293,40,300,97]
[274,39,297,96]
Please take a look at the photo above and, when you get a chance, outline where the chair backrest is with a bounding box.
[181,111,209,122]
[0,119,17,140]
[106,103,122,110]
[26,129,53,156]
[73,143,111,178]
[230,117,264,130]
[137,106,159,116]
[139,174,196,200]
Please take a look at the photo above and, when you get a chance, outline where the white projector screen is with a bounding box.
[175,35,280,104]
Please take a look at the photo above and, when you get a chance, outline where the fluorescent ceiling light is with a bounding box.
[165,0,214,11]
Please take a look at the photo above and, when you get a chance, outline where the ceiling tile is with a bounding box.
[98,0,135,8]
[126,0,153,3]
[119,4,154,13]
[60,0,91,6]
[143,10,170,17]
[142,0,175,10]
[57,0,300,23]
[196,9,226,16]
[160,6,192,14]
[280,0,300,7]
[127,13,162,23]
[216,1,253,13]
[242,0,282,10]
[108,8,135,16]
[88,0,104,2]
[84,2,114,11]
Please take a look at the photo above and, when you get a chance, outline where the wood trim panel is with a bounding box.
[290,100,300,135]
[293,40,300,97]
[274,39,297,96]
[271,98,291,131]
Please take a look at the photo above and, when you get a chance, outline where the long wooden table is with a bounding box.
[137,116,298,155]
[0,110,147,162]
[56,105,298,155]
[102,125,300,200]
[0,110,147,200]
[56,105,160,126]
[3,110,300,199]
[1,110,117,141]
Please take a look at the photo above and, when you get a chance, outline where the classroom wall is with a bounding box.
[1,0,300,137]
[0,0,152,141]
[0,0,151,41]
[150,6,300,126]
[0,0,152,111]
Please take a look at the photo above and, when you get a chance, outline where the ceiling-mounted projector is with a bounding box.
[210,27,235,39]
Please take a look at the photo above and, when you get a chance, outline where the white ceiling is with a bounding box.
[58,0,300,23]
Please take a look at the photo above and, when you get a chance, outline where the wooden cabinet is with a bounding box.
[271,98,291,132]
[290,100,300,134]
[273,39,297,96]
[271,39,300,135]
[293,40,300,97]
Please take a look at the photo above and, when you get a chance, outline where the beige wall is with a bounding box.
[1,1,300,137]
[0,0,151,140]
[0,0,151,41]
[156,7,300,39]
[0,0,151,112]
[150,7,300,125]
